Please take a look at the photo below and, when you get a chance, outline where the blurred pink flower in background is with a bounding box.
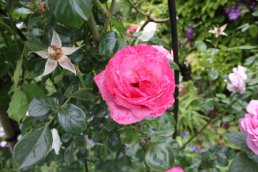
[126,21,157,41]
[226,65,247,94]
[167,166,184,172]
[94,44,175,125]
[126,26,138,37]
[240,100,258,154]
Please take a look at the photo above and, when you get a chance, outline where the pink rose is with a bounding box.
[94,44,175,125]
[166,166,184,172]
[226,65,247,94]
[152,45,174,61]
[239,100,258,154]
[126,26,139,37]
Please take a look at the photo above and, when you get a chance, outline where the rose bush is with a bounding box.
[94,44,175,124]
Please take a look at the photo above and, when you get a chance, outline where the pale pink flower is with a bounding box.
[167,166,184,172]
[126,26,139,37]
[226,65,247,94]
[208,24,227,37]
[240,100,258,154]
[34,30,79,76]
[94,44,175,125]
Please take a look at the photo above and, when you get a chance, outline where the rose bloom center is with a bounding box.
[47,45,63,61]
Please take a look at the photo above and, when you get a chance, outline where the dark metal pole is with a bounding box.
[167,0,179,139]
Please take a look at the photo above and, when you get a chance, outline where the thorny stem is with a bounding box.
[61,96,73,108]
[75,66,87,89]
[93,0,106,14]
[180,97,239,150]
[103,0,116,32]
[88,15,100,45]
[180,113,224,150]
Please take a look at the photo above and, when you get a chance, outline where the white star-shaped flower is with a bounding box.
[34,30,79,76]
[208,24,228,37]
[51,128,62,155]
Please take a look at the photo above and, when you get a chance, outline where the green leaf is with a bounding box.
[23,84,45,102]
[128,163,146,172]
[111,18,126,35]
[195,41,207,52]
[228,45,257,50]
[13,59,22,89]
[73,89,97,101]
[229,152,258,172]
[28,97,59,117]
[170,61,180,71]
[99,31,118,56]
[7,90,28,121]
[26,38,46,51]
[252,10,258,17]
[120,128,140,145]
[249,24,258,38]
[208,68,219,80]
[145,142,175,171]
[49,0,92,28]
[14,127,53,169]
[226,132,247,148]
[58,104,86,133]
[106,132,121,152]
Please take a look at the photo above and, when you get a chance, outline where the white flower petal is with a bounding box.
[220,24,227,31]
[139,22,157,41]
[43,59,58,76]
[208,30,216,34]
[62,47,80,56]
[221,32,227,36]
[51,30,62,48]
[34,51,48,59]
[51,128,62,155]
[58,56,76,74]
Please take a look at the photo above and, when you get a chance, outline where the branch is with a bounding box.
[126,0,147,16]
[88,15,100,45]
[126,0,169,23]
[180,112,225,150]
[103,0,116,32]
[93,0,107,15]
[131,19,151,46]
